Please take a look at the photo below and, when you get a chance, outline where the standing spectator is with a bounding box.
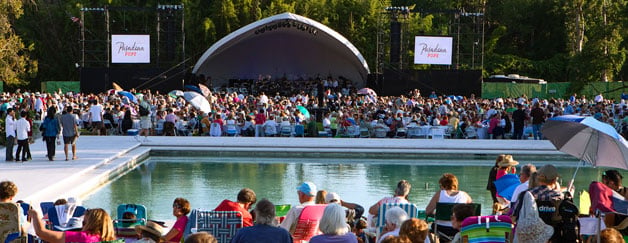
[88,99,103,135]
[138,96,152,141]
[530,102,545,140]
[5,108,16,161]
[512,103,527,139]
[41,107,60,161]
[15,111,30,162]
[230,198,292,243]
[60,106,79,161]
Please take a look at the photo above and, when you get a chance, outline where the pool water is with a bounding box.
[83,157,605,221]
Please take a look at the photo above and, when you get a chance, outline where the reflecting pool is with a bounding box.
[83,156,603,220]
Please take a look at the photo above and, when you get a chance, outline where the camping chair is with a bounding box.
[465,126,478,139]
[430,127,446,139]
[209,123,222,137]
[294,124,305,137]
[279,125,292,137]
[460,215,512,243]
[432,203,481,242]
[359,127,371,138]
[113,204,147,237]
[47,204,81,231]
[154,119,165,135]
[406,126,420,138]
[375,203,421,240]
[373,127,388,138]
[195,210,243,243]
[292,204,326,243]
[0,202,24,243]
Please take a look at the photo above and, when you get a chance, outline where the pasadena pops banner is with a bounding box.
[414,36,453,65]
[111,35,150,63]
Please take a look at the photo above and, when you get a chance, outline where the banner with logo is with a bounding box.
[414,36,452,65]
[111,35,150,63]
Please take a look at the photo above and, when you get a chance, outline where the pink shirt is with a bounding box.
[65,231,101,243]
[171,215,189,242]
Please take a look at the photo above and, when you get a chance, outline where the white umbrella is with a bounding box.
[183,91,211,114]
[541,115,628,190]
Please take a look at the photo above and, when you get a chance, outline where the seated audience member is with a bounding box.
[600,228,624,243]
[425,173,472,242]
[135,221,164,243]
[121,211,139,227]
[529,164,563,201]
[326,192,365,226]
[398,218,429,243]
[601,170,628,198]
[231,198,292,243]
[589,170,628,227]
[316,190,328,204]
[29,208,116,243]
[309,203,358,243]
[450,204,477,243]
[163,197,190,243]
[369,180,412,217]
[213,188,256,227]
[280,181,317,233]
[510,164,537,205]
[184,232,217,243]
[0,181,28,234]
[378,207,408,243]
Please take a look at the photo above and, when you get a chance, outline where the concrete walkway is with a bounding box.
[0,136,570,208]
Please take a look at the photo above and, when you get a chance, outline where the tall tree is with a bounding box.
[0,0,36,87]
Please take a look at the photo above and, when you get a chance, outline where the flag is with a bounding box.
[112,82,123,91]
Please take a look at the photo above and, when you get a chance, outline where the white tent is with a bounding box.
[192,12,370,87]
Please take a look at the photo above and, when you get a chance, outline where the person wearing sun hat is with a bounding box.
[135,221,164,243]
[279,181,317,233]
[514,191,554,243]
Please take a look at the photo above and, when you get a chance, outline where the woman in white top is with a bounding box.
[425,173,472,242]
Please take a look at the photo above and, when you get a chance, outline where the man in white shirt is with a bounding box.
[88,99,103,135]
[15,111,30,162]
[5,108,16,161]
[594,93,604,103]
[280,182,317,233]
[510,164,537,205]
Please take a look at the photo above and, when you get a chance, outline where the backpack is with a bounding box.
[139,105,150,116]
[535,195,580,243]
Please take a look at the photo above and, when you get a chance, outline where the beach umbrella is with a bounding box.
[168,90,184,98]
[112,82,123,91]
[117,91,138,104]
[357,87,377,96]
[183,91,211,114]
[296,106,310,119]
[541,115,628,190]
[493,174,521,200]
[184,84,203,95]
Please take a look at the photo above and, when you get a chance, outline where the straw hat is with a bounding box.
[135,221,164,239]
[497,155,519,167]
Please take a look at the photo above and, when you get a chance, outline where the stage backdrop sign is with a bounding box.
[111,35,150,63]
[414,36,452,65]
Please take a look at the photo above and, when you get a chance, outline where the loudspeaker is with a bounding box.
[390,22,401,64]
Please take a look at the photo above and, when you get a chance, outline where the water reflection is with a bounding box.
[83,157,607,221]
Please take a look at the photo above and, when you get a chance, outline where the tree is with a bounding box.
[0,0,37,87]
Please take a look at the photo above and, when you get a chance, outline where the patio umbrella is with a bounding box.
[183,91,211,114]
[357,87,377,96]
[117,91,137,104]
[198,83,212,97]
[296,106,311,119]
[541,115,628,190]
[168,90,184,98]
[493,174,521,200]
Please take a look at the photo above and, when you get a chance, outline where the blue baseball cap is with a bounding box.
[296,182,317,196]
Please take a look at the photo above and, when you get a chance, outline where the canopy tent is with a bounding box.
[192,12,370,88]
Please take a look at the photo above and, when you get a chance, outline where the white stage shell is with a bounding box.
[192,12,370,87]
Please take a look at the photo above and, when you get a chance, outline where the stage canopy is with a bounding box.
[192,12,370,87]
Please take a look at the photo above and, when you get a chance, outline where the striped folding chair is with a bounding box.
[460,215,513,243]
[196,211,243,243]
[376,203,421,240]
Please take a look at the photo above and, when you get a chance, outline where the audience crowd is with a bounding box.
[3,156,628,243]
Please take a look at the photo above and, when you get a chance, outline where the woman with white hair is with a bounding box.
[309,203,357,243]
[377,207,409,243]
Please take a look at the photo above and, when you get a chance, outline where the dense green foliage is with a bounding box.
[2,0,628,93]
